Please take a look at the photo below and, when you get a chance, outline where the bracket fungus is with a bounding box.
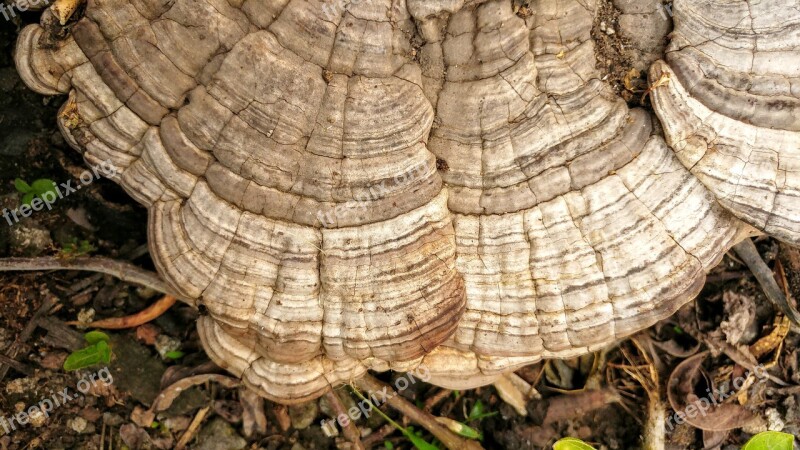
[13,0,800,403]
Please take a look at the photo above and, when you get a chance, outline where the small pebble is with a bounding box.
[68,417,88,433]
[5,378,36,395]
[288,401,319,430]
[154,334,182,359]
[76,308,96,327]
[103,412,124,427]
[766,408,785,431]
[28,409,47,428]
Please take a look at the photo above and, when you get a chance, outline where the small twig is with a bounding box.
[0,353,34,376]
[541,389,622,425]
[766,385,800,396]
[354,374,484,450]
[100,420,106,450]
[66,295,177,329]
[715,340,789,386]
[0,256,190,304]
[0,296,53,382]
[66,245,149,295]
[325,389,365,450]
[175,405,210,450]
[423,388,452,412]
[361,424,397,448]
[733,238,800,326]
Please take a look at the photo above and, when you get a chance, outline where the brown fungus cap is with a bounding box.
[14,0,799,403]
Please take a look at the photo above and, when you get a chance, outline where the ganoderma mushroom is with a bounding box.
[14,0,800,404]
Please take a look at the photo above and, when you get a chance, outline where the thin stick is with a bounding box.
[0,256,189,304]
[354,374,484,450]
[0,354,34,376]
[324,389,365,450]
[176,406,210,450]
[0,296,53,382]
[422,388,452,412]
[66,244,149,295]
[361,424,397,448]
[67,295,177,329]
[733,238,800,326]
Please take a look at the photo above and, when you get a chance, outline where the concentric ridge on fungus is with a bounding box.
[14,0,800,403]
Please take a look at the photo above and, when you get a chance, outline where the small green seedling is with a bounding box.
[164,350,185,360]
[60,238,96,257]
[467,399,498,421]
[436,416,482,440]
[14,178,57,207]
[383,440,394,450]
[742,431,795,450]
[553,437,597,450]
[64,330,112,371]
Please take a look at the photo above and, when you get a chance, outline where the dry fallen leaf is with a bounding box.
[667,352,765,432]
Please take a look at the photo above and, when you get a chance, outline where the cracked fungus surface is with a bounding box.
[14,0,800,403]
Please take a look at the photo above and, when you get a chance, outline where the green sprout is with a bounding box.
[60,238,96,257]
[467,399,498,422]
[63,330,112,371]
[14,178,57,207]
[164,350,185,360]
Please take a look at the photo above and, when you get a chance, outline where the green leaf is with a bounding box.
[84,330,110,345]
[383,441,394,450]
[406,433,439,450]
[31,179,56,195]
[21,192,35,207]
[164,351,185,360]
[78,240,96,254]
[96,340,112,364]
[467,399,498,421]
[468,400,484,419]
[64,341,111,371]
[742,431,795,450]
[438,417,481,440]
[553,437,597,450]
[14,178,31,193]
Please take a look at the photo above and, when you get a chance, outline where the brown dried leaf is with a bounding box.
[240,389,267,437]
[135,324,161,346]
[702,429,728,449]
[131,405,155,428]
[667,352,764,431]
[273,404,291,432]
[151,374,240,413]
[213,399,242,423]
